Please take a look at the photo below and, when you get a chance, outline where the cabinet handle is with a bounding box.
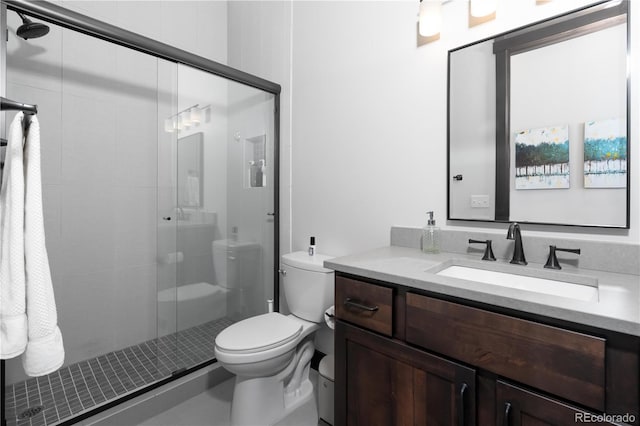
[344,298,379,312]
[502,402,511,426]
[457,382,468,426]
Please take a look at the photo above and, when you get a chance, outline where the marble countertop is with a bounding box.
[324,246,640,337]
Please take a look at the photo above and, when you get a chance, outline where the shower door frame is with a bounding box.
[0,1,281,425]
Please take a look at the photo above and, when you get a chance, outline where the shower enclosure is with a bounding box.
[0,1,279,425]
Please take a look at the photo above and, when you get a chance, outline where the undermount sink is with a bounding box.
[430,260,599,302]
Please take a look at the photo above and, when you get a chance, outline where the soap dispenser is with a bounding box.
[422,211,441,254]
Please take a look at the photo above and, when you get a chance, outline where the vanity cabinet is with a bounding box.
[334,273,639,426]
[339,324,476,425]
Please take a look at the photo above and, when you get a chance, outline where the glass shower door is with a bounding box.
[160,64,276,372]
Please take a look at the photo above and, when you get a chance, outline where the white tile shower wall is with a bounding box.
[4,0,229,385]
[227,1,293,259]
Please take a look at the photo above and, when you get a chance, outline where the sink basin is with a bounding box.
[431,260,598,302]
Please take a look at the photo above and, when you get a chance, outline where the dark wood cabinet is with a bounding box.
[334,273,640,426]
[405,293,605,412]
[496,381,616,426]
[345,338,413,425]
[337,322,476,426]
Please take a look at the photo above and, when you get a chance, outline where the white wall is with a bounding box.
[290,0,640,260]
[291,1,441,257]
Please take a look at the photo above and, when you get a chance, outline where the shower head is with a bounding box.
[16,11,50,40]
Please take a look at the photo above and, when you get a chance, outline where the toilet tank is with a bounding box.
[281,251,335,323]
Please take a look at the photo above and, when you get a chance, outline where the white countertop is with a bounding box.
[324,246,640,337]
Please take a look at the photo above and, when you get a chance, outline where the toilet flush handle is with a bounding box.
[278,269,286,276]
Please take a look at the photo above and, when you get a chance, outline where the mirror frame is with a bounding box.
[447,0,630,229]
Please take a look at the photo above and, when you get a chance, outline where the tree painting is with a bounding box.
[584,118,627,188]
[514,125,570,190]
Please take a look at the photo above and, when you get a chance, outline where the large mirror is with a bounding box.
[448,0,629,228]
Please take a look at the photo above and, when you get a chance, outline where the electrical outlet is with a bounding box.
[471,195,489,208]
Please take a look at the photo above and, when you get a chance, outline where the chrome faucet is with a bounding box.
[506,223,527,265]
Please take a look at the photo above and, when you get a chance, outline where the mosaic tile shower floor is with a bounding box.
[3,317,234,426]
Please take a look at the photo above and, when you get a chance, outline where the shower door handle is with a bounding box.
[267,212,275,216]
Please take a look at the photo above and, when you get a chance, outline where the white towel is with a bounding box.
[0,112,64,376]
[1,113,28,359]
[22,114,64,375]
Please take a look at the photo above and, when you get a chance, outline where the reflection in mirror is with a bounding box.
[178,132,203,208]
[448,0,629,228]
[509,23,626,226]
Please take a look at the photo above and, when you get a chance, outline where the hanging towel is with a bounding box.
[0,112,64,376]
[22,114,64,376]
[0,113,28,359]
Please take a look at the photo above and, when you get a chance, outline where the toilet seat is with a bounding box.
[215,313,305,365]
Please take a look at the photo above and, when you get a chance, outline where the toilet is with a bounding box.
[214,251,334,426]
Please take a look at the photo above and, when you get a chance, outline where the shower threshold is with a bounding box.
[3,317,234,426]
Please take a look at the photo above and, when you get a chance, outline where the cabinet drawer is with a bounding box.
[496,381,616,426]
[335,276,393,336]
[406,293,605,412]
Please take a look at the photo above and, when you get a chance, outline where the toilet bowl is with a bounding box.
[214,251,334,426]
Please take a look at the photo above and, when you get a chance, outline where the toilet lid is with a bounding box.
[215,313,303,354]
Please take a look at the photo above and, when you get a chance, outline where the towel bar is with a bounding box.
[0,96,38,114]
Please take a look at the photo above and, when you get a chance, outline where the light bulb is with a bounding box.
[164,118,175,133]
[419,0,443,38]
[190,107,201,124]
[470,0,497,18]
[182,111,193,127]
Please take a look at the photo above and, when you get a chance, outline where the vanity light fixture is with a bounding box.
[470,0,497,18]
[418,0,494,45]
[164,104,208,133]
[418,0,443,38]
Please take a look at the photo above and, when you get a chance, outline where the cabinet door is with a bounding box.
[496,381,617,426]
[346,340,415,426]
[337,322,475,426]
[413,360,474,426]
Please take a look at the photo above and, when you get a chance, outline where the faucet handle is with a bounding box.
[544,245,581,270]
[468,239,497,261]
